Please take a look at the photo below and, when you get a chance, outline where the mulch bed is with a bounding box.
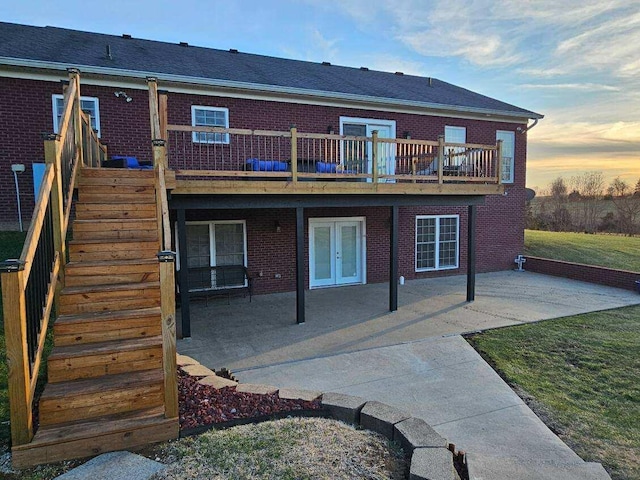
[178,368,323,434]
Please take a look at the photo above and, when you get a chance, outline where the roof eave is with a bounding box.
[0,56,545,120]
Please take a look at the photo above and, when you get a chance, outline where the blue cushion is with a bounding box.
[246,158,288,171]
[316,162,355,174]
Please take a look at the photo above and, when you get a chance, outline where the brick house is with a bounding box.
[0,22,542,333]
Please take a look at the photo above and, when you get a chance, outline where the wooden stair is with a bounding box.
[12,168,178,467]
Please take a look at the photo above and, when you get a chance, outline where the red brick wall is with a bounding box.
[526,256,640,292]
[1,75,527,282]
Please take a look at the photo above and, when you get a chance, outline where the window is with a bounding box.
[496,130,515,183]
[191,106,229,144]
[177,220,247,290]
[415,215,459,271]
[52,95,100,136]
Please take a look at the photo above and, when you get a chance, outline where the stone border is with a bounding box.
[179,355,468,480]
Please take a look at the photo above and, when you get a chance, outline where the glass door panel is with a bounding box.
[336,222,361,284]
[310,223,335,287]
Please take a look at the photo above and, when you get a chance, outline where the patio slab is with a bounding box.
[177,271,640,371]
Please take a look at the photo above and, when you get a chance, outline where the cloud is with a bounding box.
[519,83,620,92]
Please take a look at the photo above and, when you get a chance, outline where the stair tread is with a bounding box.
[41,369,163,400]
[56,306,161,325]
[48,335,163,360]
[62,281,160,295]
[66,258,158,268]
[68,238,159,245]
[18,407,169,449]
[73,218,157,224]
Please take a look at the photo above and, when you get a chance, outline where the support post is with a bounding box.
[177,208,190,338]
[389,205,399,312]
[496,139,503,185]
[295,207,305,324]
[158,90,169,143]
[157,251,178,418]
[371,130,379,183]
[290,126,298,183]
[437,134,445,184]
[466,205,477,302]
[147,77,161,141]
[0,262,33,446]
[68,69,83,169]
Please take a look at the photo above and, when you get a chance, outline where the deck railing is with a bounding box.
[166,125,503,185]
[0,71,105,446]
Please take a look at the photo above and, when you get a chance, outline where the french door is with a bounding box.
[340,117,396,182]
[309,218,365,288]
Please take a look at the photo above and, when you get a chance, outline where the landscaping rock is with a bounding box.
[394,417,448,454]
[410,447,455,480]
[235,383,279,395]
[181,364,216,377]
[176,354,198,366]
[54,451,164,480]
[360,401,410,440]
[321,392,367,425]
[198,375,238,388]
[278,388,322,402]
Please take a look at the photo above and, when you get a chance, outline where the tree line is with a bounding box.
[527,172,640,236]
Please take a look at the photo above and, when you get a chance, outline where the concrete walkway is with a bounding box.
[178,271,639,479]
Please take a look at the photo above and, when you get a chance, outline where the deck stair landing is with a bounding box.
[12,168,178,466]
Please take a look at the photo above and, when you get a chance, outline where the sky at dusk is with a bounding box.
[4,0,640,192]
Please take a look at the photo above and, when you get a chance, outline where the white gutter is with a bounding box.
[0,56,544,120]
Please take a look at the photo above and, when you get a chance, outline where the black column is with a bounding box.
[466,204,477,302]
[177,208,191,337]
[296,207,305,324]
[389,205,399,312]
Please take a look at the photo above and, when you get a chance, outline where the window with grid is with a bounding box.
[191,106,229,144]
[52,95,100,136]
[180,221,247,290]
[415,215,459,271]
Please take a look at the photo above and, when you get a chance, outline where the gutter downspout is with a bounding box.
[517,118,539,134]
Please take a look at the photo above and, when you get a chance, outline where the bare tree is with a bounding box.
[635,178,640,197]
[570,171,605,233]
[608,177,640,236]
[547,177,572,231]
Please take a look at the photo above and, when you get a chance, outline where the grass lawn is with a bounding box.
[524,229,640,272]
[0,231,27,450]
[467,305,640,480]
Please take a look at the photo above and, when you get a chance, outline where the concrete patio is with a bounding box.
[176,271,639,479]
[177,270,640,371]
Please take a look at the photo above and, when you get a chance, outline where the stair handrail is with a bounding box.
[147,78,178,419]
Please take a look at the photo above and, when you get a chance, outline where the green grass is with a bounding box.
[525,229,640,272]
[0,231,27,450]
[467,306,640,480]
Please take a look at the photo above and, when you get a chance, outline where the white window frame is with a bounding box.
[415,215,460,272]
[444,126,466,144]
[191,105,229,144]
[176,220,247,272]
[52,94,101,137]
[496,130,515,184]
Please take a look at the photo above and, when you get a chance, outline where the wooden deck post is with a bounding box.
[371,130,379,184]
[157,252,178,418]
[437,135,445,184]
[147,78,161,141]
[290,126,298,183]
[0,263,33,446]
[158,90,169,143]
[67,69,83,169]
[496,139,503,185]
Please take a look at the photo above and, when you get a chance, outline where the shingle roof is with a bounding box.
[0,22,542,119]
